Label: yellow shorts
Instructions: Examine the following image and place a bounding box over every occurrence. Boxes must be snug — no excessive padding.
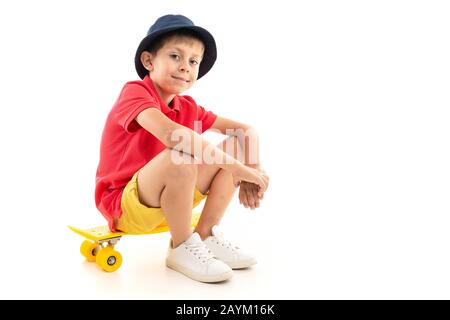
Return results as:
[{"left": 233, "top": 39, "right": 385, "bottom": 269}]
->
[{"left": 116, "top": 171, "right": 207, "bottom": 234}]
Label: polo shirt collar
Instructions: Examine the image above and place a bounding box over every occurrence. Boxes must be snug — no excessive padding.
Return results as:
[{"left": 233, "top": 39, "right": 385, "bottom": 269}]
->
[{"left": 144, "top": 76, "right": 181, "bottom": 114}]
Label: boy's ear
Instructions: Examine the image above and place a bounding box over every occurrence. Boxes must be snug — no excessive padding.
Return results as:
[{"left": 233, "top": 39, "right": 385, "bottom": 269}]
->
[{"left": 140, "top": 51, "right": 154, "bottom": 72}]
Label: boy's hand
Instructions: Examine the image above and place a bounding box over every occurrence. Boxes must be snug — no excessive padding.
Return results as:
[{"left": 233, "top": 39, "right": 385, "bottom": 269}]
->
[
  {"left": 238, "top": 168, "right": 269, "bottom": 210},
  {"left": 231, "top": 164, "right": 268, "bottom": 196},
  {"left": 239, "top": 182, "right": 261, "bottom": 209}
]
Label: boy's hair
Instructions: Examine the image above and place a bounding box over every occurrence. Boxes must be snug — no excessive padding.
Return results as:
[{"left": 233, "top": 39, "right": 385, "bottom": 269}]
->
[{"left": 145, "top": 29, "right": 205, "bottom": 54}]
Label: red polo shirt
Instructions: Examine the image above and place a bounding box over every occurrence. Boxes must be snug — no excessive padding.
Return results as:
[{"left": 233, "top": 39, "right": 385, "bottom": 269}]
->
[{"left": 95, "top": 75, "right": 217, "bottom": 231}]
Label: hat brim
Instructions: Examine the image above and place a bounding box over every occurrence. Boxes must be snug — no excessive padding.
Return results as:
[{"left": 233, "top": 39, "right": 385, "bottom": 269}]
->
[{"left": 134, "top": 25, "right": 217, "bottom": 80}]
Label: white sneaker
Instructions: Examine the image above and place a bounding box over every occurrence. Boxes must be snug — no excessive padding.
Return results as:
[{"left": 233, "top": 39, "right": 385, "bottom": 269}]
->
[
  {"left": 166, "top": 232, "right": 233, "bottom": 283},
  {"left": 204, "top": 226, "right": 257, "bottom": 269}
]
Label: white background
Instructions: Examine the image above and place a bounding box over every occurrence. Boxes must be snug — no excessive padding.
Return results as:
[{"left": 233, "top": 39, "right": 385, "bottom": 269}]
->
[{"left": 0, "top": 0, "right": 449, "bottom": 299}]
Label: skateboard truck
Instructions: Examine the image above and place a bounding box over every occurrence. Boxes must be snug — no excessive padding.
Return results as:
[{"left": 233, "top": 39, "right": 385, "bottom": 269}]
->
[{"left": 69, "top": 213, "right": 201, "bottom": 272}]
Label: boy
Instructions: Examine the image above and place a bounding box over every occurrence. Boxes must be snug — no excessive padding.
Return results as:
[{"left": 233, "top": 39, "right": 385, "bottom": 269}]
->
[{"left": 95, "top": 14, "right": 269, "bottom": 283}]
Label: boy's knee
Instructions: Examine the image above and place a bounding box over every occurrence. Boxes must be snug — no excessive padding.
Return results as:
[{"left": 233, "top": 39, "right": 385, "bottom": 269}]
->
[
  {"left": 165, "top": 150, "right": 198, "bottom": 180},
  {"left": 167, "top": 162, "right": 198, "bottom": 181}
]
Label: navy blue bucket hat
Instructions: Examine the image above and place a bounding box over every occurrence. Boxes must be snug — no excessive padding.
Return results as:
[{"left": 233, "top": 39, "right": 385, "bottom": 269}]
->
[{"left": 135, "top": 14, "right": 217, "bottom": 80}]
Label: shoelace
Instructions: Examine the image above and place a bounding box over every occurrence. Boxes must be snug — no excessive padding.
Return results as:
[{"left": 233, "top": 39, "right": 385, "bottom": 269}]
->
[
  {"left": 214, "top": 233, "right": 239, "bottom": 252},
  {"left": 185, "top": 242, "right": 214, "bottom": 263}
]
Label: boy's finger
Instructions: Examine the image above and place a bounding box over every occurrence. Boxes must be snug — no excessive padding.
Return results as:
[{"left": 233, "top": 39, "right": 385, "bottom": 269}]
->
[
  {"left": 246, "top": 188, "right": 255, "bottom": 209},
  {"left": 239, "top": 187, "right": 245, "bottom": 205},
  {"left": 257, "top": 186, "right": 264, "bottom": 198},
  {"left": 256, "top": 181, "right": 266, "bottom": 194},
  {"left": 262, "top": 175, "right": 269, "bottom": 189},
  {"left": 241, "top": 188, "right": 249, "bottom": 208},
  {"left": 250, "top": 186, "right": 257, "bottom": 200},
  {"left": 257, "top": 185, "right": 264, "bottom": 198},
  {"left": 253, "top": 190, "right": 260, "bottom": 208},
  {"left": 252, "top": 188, "right": 260, "bottom": 208}
]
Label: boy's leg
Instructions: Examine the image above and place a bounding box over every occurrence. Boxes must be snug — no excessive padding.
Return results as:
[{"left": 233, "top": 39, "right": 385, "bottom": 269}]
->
[
  {"left": 138, "top": 148, "right": 234, "bottom": 282},
  {"left": 196, "top": 136, "right": 258, "bottom": 269},
  {"left": 195, "top": 136, "right": 241, "bottom": 239},
  {"left": 137, "top": 149, "right": 198, "bottom": 247}
]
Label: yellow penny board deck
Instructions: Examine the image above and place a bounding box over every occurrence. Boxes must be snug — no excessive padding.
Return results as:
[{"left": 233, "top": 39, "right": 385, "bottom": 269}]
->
[{"left": 69, "top": 213, "right": 201, "bottom": 241}]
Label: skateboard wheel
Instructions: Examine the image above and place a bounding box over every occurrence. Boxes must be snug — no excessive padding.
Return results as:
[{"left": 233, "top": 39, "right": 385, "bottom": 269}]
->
[
  {"left": 80, "top": 240, "right": 97, "bottom": 262},
  {"left": 96, "top": 247, "right": 122, "bottom": 272}
]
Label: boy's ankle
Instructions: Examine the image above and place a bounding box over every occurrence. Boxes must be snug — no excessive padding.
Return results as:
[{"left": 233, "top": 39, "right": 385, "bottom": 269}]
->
[
  {"left": 194, "top": 228, "right": 212, "bottom": 241},
  {"left": 171, "top": 236, "right": 190, "bottom": 249}
]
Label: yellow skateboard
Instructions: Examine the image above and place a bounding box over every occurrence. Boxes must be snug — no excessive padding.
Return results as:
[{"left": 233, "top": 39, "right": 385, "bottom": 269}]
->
[{"left": 69, "top": 213, "right": 201, "bottom": 272}]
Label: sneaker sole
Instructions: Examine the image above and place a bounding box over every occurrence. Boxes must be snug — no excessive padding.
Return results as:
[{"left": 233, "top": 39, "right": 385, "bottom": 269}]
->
[
  {"left": 166, "top": 260, "right": 234, "bottom": 283},
  {"left": 226, "top": 258, "right": 257, "bottom": 270}
]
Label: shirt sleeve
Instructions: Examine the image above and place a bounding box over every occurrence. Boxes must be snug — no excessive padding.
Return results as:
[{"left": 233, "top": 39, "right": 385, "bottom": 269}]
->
[
  {"left": 197, "top": 104, "right": 218, "bottom": 133},
  {"left": 115, "top": 83, "right": 160, "bottom": 133}
]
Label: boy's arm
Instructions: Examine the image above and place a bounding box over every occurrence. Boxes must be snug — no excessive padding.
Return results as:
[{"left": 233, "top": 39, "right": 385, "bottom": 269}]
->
[
  {"left": 210, "top": 116, "right": 260, "bottom": 169},
  {"left": 136, "top": 108, "right": 239, "bottom": 170},
  {"left": 211, "top": 116, "right": 268, "bottom": 210},
  {"left": 136, "top": 108, "right": 268, "bottom": 192}
]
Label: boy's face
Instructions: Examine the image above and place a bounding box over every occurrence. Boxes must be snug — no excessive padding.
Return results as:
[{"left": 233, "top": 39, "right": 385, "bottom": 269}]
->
[{"left": 141, "top": 36, "right": 204, "bottom": 104}]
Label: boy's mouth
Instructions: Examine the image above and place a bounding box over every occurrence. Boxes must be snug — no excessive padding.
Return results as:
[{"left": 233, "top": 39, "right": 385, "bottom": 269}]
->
[{"left": 172, "top": 76, "right": 189, "bottom": 83}]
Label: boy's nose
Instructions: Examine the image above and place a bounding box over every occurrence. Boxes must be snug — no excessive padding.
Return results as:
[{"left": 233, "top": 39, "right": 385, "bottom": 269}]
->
[{"left": 179, "top": 61, "right": 190, "bottom": 73}]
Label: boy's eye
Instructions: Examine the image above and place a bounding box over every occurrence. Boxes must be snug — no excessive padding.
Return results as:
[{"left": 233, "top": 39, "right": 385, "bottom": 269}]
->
[
  {"left": 190, "top": 60, "right": 199, "bottom": 66},
  {"left": 170, "top": 54, "right": 180, "bottom": 60}
]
